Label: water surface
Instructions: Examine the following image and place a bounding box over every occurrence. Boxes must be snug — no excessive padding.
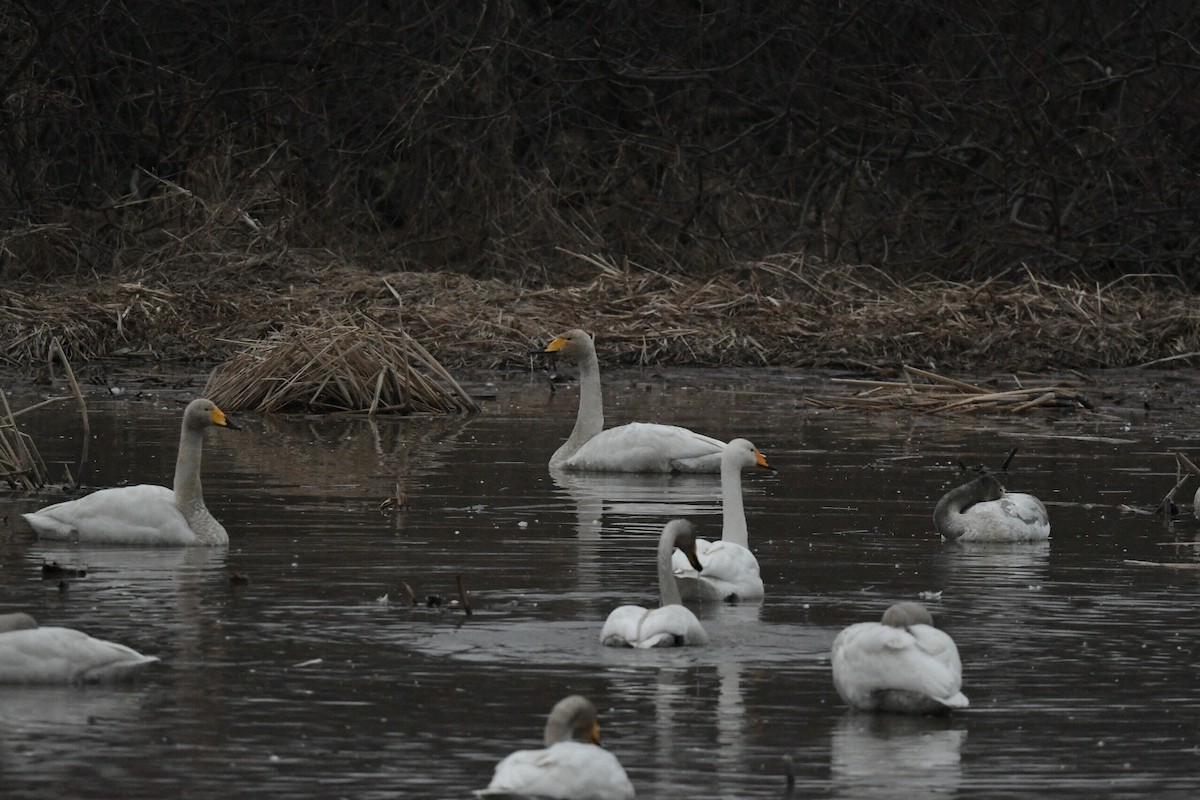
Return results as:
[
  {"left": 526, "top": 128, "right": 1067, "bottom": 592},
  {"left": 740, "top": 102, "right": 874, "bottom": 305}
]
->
[{"left": 3, "top": 368, "right": 1200, "bottom": 798}]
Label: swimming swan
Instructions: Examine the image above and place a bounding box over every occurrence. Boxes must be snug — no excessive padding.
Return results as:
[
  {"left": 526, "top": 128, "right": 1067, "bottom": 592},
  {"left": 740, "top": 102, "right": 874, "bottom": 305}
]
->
[
  {"left": 0, "top": 612, "right": 160, "bottom": 684},
  {"left": 543, "top": 329, "right": 725, "bottom": 472},
  {"left": 601, "top": 519, "right": 709, "bottom": 648},
  {"left": 22, "top": 398, "right": 239, "bottom": 545},
  {"left": 478, "top": 694, "right": 636, "bottom": 800},
  {"left": 831, "top": 601, "right": 969, "bottom": 714},
  {"left": 933, "top": 473, "right": 1049, "bottom": 542},
  {"left": 671, "top": 438, "right": 771, "bottom": 602}
]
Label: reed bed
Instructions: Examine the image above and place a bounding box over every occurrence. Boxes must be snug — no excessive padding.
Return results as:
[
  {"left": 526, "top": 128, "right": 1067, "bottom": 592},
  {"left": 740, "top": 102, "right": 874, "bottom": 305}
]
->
[
  {"left": 802, "top": 365, "right": 1094, "bottom": 414},
  {"left": 5, "top": 253, "right": 1200, "bottom": 375},
  {"left": 203, "top": 317, "right": 479, "bottom": 415}
]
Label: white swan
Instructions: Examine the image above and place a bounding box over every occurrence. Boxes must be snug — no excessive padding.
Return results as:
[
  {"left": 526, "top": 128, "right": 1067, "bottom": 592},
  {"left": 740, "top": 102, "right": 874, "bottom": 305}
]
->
[
  {"left": 933, "top": 473, "right": 1050, "bottom": 542},
  {"left": 543, "top": 329, "right": 725, "bottom": 472},
  {"left": 22, "top": 398, "right": 239, "bottom": 545},
  {"left": 831, "top": 601, "right": 969, "bottom": 714},
  {"left": 671, "top": 438, "right": 770, "bottom": 602},
  {"left": 0, "top": 613, "right": 159, "bottom": 684},
  {"left": 601, "top": 519, "right": 709, "bottom": 648},
  {"left": 478, "top": 694, "right": 636, "bottom": 800}
]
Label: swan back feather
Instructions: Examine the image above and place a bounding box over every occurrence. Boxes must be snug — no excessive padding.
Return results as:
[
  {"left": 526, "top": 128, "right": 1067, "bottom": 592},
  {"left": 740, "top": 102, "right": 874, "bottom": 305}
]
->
[
  {"left": 832, "top": 602, "right": 968, "bottom": 714},
  {"left": 0, "top": 621, "right": 159, "bottom": 684}
]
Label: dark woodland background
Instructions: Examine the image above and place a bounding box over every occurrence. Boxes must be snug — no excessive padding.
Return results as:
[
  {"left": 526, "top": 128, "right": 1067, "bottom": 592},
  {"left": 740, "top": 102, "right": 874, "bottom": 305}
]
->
[{"left": 2, "top": 0, "right": 1197, "bottom": 286}]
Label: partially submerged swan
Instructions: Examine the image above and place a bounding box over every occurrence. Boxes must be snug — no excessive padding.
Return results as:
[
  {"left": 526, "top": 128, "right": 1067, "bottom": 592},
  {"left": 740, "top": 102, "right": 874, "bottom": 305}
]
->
[
  {"left": 543, "top": 329, "right": 725, "bottom": 472},
  {"left": 601, "top": 519, "right": 709, "bottom": 648},
  {"left": 478, "top": 694, "right": 636, "bottom": 800},
  {"left": 671, "top": 438, "right": 771, "bottom": 602},
  {"left": 23, "top": 398, "right": 239, "bottom": 545},
  {"left": 831, "top": 601, "right": 969, "bottom": 714},
  {"left": 0, "top": 613, "right": 159, "bottom": 684},
  {"left": 933, "top": 473, "right": 1050, "bottom": 543}
]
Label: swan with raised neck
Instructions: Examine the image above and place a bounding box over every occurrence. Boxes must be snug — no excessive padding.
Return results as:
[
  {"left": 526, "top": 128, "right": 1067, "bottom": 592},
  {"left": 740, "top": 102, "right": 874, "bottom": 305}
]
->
[{"left": 543, "top": 329, "right": 726, "bottom": 472}]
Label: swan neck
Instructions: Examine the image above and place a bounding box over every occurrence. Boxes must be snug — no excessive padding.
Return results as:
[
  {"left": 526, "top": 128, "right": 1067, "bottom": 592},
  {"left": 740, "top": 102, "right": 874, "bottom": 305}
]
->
[
  {"left": 933, "top": 482, "right": 981, "bottom": 540},
  {"left": 658, "top": 533, "right": 683, "bottom": 607},
  {"left": 556, "top": 349, "right": 604, "bottom": 461},
  {"left": 720, "top": 459, "right": 749, "bottom": 548},
  {"left": 173, "top": 424, "right": 210, "bottom": 521}
]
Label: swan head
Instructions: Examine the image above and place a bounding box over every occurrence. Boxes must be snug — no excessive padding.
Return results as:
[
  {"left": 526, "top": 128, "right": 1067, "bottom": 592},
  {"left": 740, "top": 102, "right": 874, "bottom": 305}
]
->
[
  {"left": 0, "top": 612, "right": 38, "bottom": 633},
  {"left": 185, "top": 398, "right": 240, "bottom": 431},
  {"left": 543, "top": 695, "right": 602, "bottom": 747},
  {"left": 881, "top": 601, "right": 936, "bottom": 629},
  {"left": 723, "top": 438, "right": 771, "bottom": 472},
  {"left": 543, "top": 329, "right": 595, "bottom": 363},
  {"left": 665, "top": 519, "right": 704, "bottom": 572}
]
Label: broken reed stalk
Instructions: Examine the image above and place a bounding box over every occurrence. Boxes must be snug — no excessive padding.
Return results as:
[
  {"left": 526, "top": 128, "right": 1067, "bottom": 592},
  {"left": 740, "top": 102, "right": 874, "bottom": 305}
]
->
[
  {"left": 203, "top": 316, "right": 479, "bottom": 415},
  {"left": 803, "top": 365, "right": 1093, "bottom": 414},
  {"left": 49, "top": 337, "right": 89, "bottom": 488},
  {"left": 0, "top": 390, "right": 50, "bottom": 490}
]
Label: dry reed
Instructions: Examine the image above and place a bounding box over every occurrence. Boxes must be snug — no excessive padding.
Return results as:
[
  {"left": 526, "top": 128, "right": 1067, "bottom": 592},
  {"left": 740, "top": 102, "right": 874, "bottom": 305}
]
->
[
  {"left": 802, "top": 365, "right": 1093, "bottom": 414},
  {"left": 203, "top": 316, "right": 479, "bottom": 415}
]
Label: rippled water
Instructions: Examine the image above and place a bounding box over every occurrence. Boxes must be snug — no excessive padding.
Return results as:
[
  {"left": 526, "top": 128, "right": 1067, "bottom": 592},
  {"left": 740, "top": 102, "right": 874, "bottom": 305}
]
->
[{"left": 3, "top": 368, "right": 1200, "bottom": 798}]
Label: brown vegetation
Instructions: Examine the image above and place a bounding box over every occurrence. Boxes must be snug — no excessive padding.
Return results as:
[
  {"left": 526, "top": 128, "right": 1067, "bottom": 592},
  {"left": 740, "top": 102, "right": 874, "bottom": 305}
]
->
[{"left": 4, "top": 253, "right": 1200, "bottom": 375}]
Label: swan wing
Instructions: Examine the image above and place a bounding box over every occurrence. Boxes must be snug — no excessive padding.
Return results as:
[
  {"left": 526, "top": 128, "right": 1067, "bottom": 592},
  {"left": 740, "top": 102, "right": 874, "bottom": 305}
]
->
[
  {"left": 957, "top": 495, "right": 1050, "bottom": 542},
  {"left": 567, "top": 423, "right": 724, "bottom": 473},
  {"left": 672, "top": 539, "right": 763, "bottom": 602},
  {"left": 23, "top": 485, "right": 198, "bottom": 545},
  {"left": 832, "top": 623, "right": 966, "bottom": 709},
  {"left": 0, "top": 627, "right": 159, "bottom": 684},
  {"left": 480, "top": 741, "right": 635, "bottom": 799},
  {"left": 601, "top": 606, "right": 650, "bottom": 647}
]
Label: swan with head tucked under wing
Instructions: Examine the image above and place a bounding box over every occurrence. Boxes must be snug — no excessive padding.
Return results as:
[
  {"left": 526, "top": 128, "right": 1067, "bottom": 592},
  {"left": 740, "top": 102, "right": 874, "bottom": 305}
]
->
[
  {"left": 670, "top": 438, "right": 772, "bottom": 602},
  {"left": 542, "top": 329, "right": 726, "bottom": 473},
  {"left": 0, "top": 612, "right": 159, "bottom": 684},
  {"left": 933, "top": 473, "right": 1049, "bottom": 543},
  {"left": 831, "top": 601, "right": 969, "bottom": 714},
  {"left": 477, "top": 694, "right": 636, "bottom": 800},
  {"left": 601, "top": 519, "right": 709, "bottom": 648},
  {"left": 22, "top": 398, "right": 239, "bottom": 546}
]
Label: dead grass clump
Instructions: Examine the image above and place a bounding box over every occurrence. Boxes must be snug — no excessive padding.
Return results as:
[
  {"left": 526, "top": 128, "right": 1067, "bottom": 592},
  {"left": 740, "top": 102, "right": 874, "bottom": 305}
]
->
[
  {"left": 0, "top": 392, "right": 50, "bottom": 490},
  {"left": 802, "top": 365, "right": 1093, "bottom": 414},
  {"left": 203, "top": 318, "right": 479, "bottom": 415}
]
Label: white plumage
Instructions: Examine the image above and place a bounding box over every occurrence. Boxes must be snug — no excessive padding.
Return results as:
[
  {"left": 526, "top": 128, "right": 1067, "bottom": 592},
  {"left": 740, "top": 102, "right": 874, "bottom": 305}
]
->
[
  {"left": 831, "top": 602, "right": 969, "bottom": 714},
  {"left": 543, "top": 330, "right": 725, "bottom": 473},
  {"left": 23, "top": 398, "right": 238, "bottom": 545},
  {"left": 671, "top": 438, "right": 770, "bottom": 602},
  {"left": 601, "top": 519, "right": 709, "bottom": 648},
  {"left": 478, "top": 695, "right": 635, "bottom": 800},
  {"left": 933, "top": 474, "right": 1049, "bottom": 543},
  {"left": 0, "top": 613, "right": 159, "bottom": 684}
]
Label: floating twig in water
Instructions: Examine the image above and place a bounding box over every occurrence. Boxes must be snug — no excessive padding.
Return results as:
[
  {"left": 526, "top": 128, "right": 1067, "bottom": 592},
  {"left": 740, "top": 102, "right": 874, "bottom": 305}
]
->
[
  {"left": 42, "top": 561, "right": 86, "bottom": 579},
  {"left": 456, "top": 575, "right": 473, "bottom": 617}
]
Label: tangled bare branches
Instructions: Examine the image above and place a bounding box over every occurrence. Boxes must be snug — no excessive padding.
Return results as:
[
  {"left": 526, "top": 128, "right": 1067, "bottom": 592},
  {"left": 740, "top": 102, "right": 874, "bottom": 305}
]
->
[{"left": 0, "top": 1, "right": 1196, "bottom": 287}]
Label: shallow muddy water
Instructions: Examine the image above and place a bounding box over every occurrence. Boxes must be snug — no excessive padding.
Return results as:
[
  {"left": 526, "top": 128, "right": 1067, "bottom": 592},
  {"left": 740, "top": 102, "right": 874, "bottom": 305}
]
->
[{"left": 3, "top": 367, "right": 1200, "bottom": 799}]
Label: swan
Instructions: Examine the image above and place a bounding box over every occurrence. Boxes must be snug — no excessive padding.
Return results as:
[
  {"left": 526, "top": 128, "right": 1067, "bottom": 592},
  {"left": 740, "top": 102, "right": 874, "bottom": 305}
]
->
[
  {"left": 0, "top": 612, "right": 160, "bottom": 684},
  {"left": 22, "top": 398, "right": 239, "bottom": 545},
  {"left": 542, "top": 329, "right": 725, "bottom": 472},
  {"left": 601, "top": 519, "right": 709, "bottom": 648},
  {"left": 831, "top": 601, "right": 969, "bottom": 714},
  {"left": 933, "top": 473, "right": 1050, "bottom": 542},
  {"left": 478, "top": 694, "right": 636, "bottom": 800},
  {"left": 671, "top": 438, "right": 771, "bottom": 602}
]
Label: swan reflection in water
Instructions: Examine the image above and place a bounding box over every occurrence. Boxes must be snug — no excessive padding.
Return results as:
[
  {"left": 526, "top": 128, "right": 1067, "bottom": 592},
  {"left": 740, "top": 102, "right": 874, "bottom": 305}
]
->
[
  {"left": 550, "top": 468, "right": 722, "bottom": 593},
  {"left": 830, "top": 714, "right": 967, "bottom": 799}
]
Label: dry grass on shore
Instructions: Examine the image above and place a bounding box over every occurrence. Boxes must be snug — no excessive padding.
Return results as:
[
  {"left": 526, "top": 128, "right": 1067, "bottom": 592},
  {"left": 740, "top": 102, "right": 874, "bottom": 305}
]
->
[{"left": 3, "top": 253, "right": 1200, "bottom": 378}]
